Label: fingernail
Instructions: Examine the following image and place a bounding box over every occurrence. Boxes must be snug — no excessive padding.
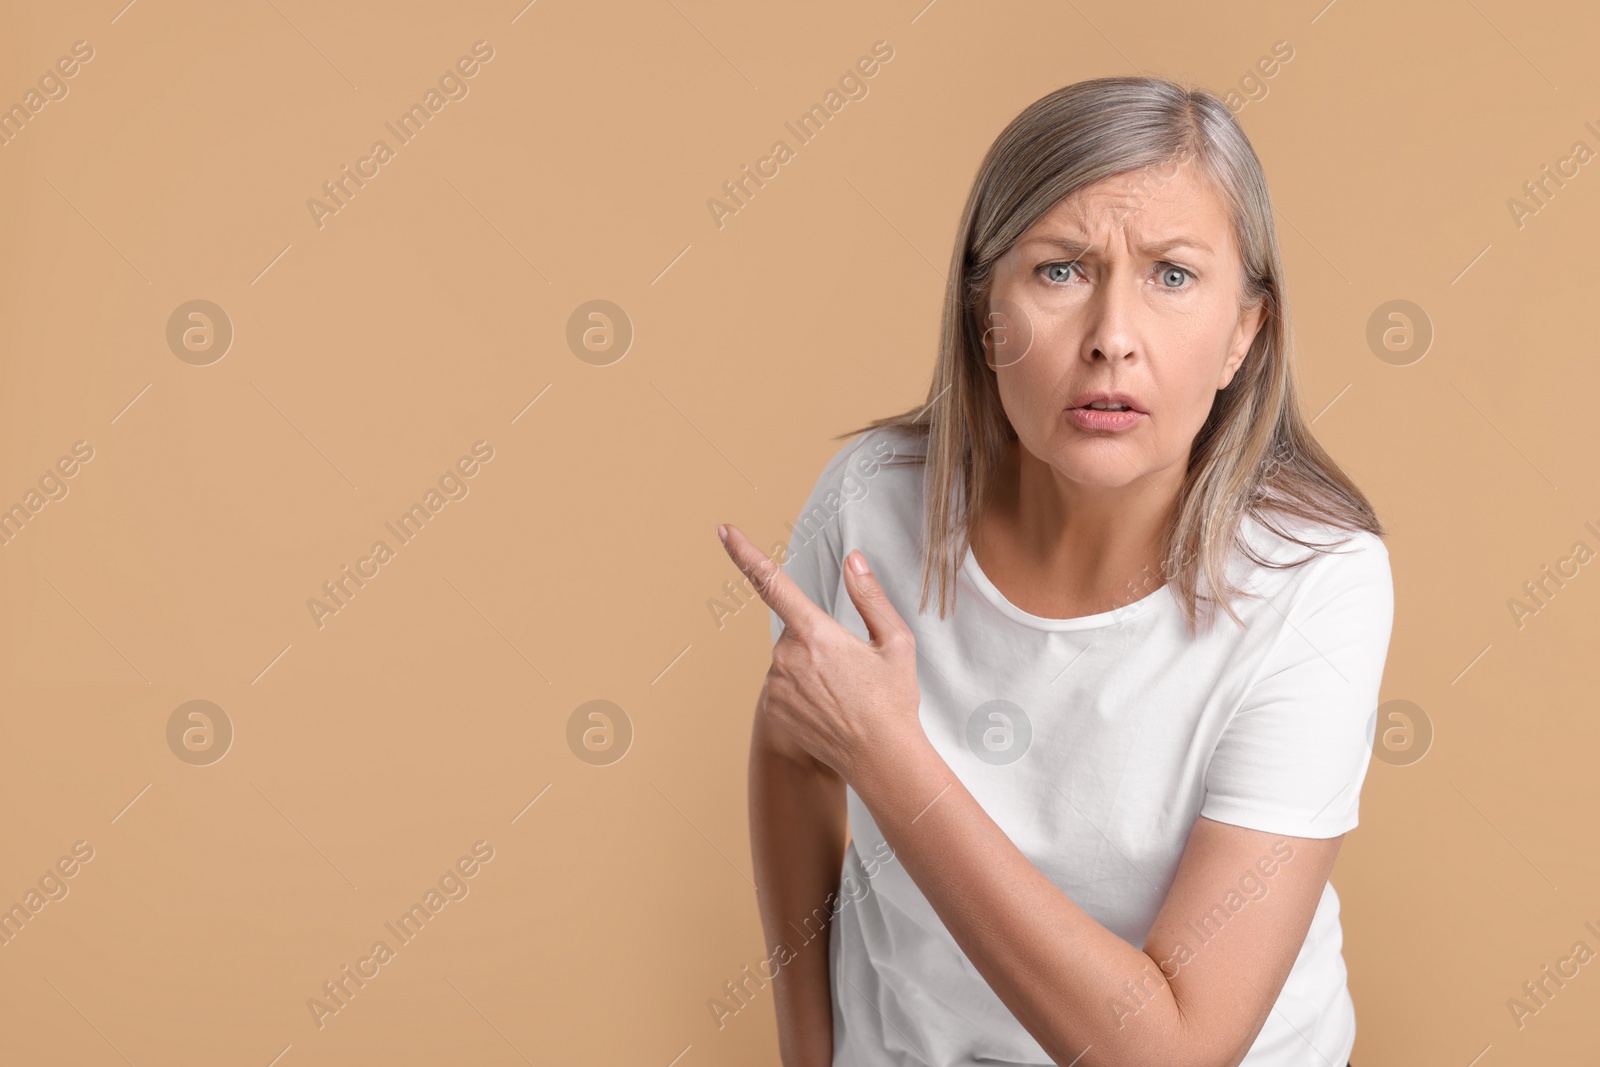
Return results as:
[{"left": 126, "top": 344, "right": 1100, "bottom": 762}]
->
[
  {"left": 848, "top": 551, "right": 869, "bottom": 576},
  {"left": 716, "top": 524, "right": 728, "bottom": 543}
]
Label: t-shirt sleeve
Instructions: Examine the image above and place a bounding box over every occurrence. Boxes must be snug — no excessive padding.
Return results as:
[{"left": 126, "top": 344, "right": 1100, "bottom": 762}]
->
[
  {"left": 1199, "top": 531, "right": 1396, "bottom": 839},
  {"left": 768, "top": 434, "right": 889, "bottom": 646}
]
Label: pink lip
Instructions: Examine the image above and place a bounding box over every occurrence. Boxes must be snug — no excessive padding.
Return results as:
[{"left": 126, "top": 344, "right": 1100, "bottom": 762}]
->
[
  {"left": 1067, "top": 390, "right": 1147, "bottom": 413},
  {"left": 1065, "top": 390, "right": 1148, "bottom": 433},
  {"left": 1067, "top": 407, "right": 1146, "bottom": 432}
]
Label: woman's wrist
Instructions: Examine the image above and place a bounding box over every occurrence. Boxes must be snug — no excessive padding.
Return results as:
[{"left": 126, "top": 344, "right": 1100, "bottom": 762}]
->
[{"left": 845, "top": 723, "right": 944, "bottom": 810}]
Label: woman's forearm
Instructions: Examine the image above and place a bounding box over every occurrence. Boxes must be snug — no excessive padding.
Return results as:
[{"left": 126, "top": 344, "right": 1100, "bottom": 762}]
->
[
  {"left": 846, "top": 733, "right": 1194, "bottom": 1066},
  {"left": 749, "top": 704, "right": 849, "bottom": 1067}
]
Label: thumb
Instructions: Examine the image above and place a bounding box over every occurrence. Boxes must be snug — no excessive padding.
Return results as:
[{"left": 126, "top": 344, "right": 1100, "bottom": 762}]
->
[{"left": 843, "top": 550, "right": 910, "bottom": 650}]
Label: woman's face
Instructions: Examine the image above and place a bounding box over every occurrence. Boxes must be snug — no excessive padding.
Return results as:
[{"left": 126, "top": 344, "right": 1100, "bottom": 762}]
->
[{"left": 981, "top": 160, "right": 1265, "bottom": 493}]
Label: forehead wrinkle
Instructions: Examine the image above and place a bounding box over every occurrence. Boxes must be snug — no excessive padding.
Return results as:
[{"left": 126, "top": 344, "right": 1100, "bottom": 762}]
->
[
  {"left": 1022, "top": 227, "right": 1214, "bottom": 260},
  {"left": 1030, "top": 192, "right": 1214, "bottom": 255},
  {"left": 1033, "top": 197, "right": 1154, "bottom": 257},
  {"left": 1025, "top": 167, "right": 1224, "bottom": 261}
]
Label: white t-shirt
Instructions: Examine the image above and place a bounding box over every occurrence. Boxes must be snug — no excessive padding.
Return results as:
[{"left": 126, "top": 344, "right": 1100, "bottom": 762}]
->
[{"left": 768, "top": 425, "right": 1394, "bottom": 1067}]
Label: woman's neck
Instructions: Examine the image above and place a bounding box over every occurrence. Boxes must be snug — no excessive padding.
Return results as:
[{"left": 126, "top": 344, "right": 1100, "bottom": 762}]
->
[{"left": 971, "top": 438, "right": 1182, "bottom": 616}]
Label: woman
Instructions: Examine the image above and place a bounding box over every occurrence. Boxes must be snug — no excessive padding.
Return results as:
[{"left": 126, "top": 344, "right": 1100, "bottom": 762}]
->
[{"left": 719, "top": 75, "right": 1390, "bottom": 1067}]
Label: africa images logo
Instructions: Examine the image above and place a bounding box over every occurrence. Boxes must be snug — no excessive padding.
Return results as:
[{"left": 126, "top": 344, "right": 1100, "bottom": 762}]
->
[{"left": 306, "top": 41, "right": 496, "bottom": 230}]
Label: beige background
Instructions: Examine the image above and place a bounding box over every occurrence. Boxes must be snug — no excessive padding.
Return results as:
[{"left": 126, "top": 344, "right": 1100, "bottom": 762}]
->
[{"left": 0, "top": 0, "right": 1596, "bottom": 1063}]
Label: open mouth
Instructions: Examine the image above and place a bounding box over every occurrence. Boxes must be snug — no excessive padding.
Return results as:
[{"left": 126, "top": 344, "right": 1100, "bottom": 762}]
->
[{"left": 1067, "top": 390, "right": 1147, "bottom": 415}]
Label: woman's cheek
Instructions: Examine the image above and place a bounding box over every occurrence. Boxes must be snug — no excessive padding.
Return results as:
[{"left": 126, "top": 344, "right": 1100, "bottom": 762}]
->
[{"left": 999, "top": 358, "right": 1062, "bottom": 438}]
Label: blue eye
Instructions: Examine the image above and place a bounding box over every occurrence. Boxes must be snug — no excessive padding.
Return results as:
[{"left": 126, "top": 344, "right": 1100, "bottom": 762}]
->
[
  {"left": 1035, "top": 261, "right": 1195, "bottom": 288},
  {"left": 1159, "top": 264, "right": 1193, "bottom": 288}
]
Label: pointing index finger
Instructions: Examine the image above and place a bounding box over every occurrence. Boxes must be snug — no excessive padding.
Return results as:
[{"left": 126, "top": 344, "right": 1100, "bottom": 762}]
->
[{"left": 718, "top": 523, "right": 828, "bottom": 637}]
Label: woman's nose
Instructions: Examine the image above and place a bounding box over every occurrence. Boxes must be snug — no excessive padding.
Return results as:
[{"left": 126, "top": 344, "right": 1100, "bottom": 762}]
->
[{"left": 1084, "top": 269, "right": 1139, "bottom": 362}]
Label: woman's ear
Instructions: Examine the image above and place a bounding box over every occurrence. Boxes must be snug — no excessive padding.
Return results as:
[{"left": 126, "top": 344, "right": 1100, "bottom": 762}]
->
[
  {"left": 1220, "top": 299, "right": 1266, "bottom": 388},
  {"left": 1218, "top": 351, "right": 1247, "bottom": 389}
]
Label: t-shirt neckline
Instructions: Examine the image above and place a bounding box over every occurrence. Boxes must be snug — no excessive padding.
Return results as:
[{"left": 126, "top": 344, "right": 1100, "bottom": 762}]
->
[{"left": 960, "top": 543, "right": 1174, "bottom": 631}]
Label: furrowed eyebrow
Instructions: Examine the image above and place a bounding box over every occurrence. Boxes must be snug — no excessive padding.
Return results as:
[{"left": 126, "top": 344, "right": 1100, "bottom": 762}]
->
[{"left": 1024, "top": 233, "right": 1214, "bottom": 257}]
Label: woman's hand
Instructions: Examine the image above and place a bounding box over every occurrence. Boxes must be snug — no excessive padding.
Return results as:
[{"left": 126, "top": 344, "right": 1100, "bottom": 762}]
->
[{"left": 718, "top": 522, "right": 924, "bottom": 786}]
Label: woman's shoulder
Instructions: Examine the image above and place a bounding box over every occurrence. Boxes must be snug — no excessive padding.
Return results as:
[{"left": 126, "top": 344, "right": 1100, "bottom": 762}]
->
[
  {"left": 1239, "top": 509, "right": 1388, "bottom": 560},
  {"left": 787, "top": 424, "right": 927, "bottom": 543},
  {"left": 807, "top": 424, "right": 928, "bottom": 498},
  {"left": 1233, "top": 508, "right": 1392, "bottom": 604}
]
